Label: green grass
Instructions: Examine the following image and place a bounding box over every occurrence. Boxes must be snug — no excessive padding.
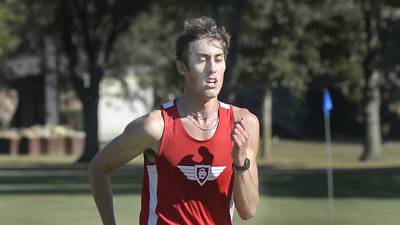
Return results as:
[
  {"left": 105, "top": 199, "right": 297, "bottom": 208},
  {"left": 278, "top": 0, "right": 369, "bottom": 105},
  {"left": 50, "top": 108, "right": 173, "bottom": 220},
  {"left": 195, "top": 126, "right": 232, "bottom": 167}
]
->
[
  {"left": 1, "top": 195, "right": 399, "bottom": 225},
  {"left": 1, "top": 139, "right": 400, "bottom": 225},
  {"left": 266, "top": 139, "right": 400, "bottom": 169}
]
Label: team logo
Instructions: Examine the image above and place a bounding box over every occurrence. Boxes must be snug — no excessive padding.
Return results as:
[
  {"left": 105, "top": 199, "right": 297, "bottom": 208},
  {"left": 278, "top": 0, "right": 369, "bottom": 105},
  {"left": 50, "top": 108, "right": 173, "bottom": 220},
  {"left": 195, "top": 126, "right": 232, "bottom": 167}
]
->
[
  {"left": 195, "top": 165, "right": 210, "bottom": 186},
  {"left": 177, "top": 165, "right": 226, "bottom": 186}
]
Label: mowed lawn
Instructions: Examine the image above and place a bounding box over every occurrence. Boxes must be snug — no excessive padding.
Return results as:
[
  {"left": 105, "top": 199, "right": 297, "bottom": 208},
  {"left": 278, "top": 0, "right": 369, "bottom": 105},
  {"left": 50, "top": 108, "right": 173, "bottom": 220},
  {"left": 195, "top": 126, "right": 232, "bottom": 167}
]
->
[{"left": 1, "top": 139, "right": 400, "bottom": 225}]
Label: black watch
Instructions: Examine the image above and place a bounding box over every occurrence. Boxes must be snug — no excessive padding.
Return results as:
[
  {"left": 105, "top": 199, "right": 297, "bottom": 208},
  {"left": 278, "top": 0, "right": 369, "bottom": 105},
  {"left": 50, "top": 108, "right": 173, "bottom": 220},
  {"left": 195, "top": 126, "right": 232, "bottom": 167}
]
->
[{"left": 233, "top": 158, "right": 250, "bottom": 171}]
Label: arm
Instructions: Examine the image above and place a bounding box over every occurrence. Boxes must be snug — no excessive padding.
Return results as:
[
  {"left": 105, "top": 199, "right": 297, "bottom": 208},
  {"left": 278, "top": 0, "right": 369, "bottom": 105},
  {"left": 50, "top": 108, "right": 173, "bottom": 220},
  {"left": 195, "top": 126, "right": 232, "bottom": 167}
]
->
[
  {"left": 231, "top": 108, "right": 260, "bottom": 220},
  {"left": 88, "top": 110, "right": 163, "bottom": 225}
]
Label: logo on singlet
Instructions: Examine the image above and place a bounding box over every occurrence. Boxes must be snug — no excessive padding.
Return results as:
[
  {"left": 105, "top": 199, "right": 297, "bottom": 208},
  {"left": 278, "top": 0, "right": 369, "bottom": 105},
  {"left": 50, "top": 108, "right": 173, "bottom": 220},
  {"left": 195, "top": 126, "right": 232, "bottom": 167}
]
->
[{"left": 177, "top": 165, "right": 226, "bottom": 186}]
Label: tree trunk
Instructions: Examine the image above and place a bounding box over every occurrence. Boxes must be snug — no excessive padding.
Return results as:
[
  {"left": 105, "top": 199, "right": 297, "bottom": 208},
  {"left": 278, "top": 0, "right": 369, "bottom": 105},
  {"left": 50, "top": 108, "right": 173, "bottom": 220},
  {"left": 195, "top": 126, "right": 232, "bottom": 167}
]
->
[
  {"left": 359, "top": 0, "right": 383, "bottom": 161},
  {"left": 77, "top": 93, "right": 99, "bottom": 163},
  {"left": 261, "top": 86, "right": 272, "bottom": 160},
  {"left": 360, "top": 70, "right": 382, "bottom": 161}
]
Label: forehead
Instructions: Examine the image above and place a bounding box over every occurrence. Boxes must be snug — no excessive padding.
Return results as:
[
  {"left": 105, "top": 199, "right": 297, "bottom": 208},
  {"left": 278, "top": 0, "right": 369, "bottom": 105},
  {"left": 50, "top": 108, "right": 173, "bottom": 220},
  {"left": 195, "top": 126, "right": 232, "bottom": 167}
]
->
[{"left": 188, "top": 38, "right": 224, "bottom": 55}]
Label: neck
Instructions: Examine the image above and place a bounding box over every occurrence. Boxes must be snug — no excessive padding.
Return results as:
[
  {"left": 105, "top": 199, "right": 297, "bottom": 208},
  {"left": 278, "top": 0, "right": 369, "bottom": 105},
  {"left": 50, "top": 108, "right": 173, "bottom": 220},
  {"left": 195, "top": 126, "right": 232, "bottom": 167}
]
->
[{"left": 179, "top": 93, "right": 219, "bottom": 118}]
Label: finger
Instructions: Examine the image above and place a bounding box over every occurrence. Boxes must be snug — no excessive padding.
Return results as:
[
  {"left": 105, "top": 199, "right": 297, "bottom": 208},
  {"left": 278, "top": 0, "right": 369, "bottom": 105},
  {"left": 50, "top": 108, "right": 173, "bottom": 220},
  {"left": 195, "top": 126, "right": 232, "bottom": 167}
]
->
[
  {"left": 233, "top": 128, "right": 247, "bottom": 145},
  {"left": 234, "top": 123, "right": 249, "bottom": 140}
]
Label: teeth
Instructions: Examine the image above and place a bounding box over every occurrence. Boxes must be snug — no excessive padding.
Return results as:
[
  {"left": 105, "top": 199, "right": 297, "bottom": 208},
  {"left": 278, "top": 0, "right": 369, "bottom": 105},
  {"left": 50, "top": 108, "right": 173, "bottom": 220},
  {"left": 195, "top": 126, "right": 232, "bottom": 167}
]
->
[{"left": 206, "top": 79, "right": 216, "bottom": 83}]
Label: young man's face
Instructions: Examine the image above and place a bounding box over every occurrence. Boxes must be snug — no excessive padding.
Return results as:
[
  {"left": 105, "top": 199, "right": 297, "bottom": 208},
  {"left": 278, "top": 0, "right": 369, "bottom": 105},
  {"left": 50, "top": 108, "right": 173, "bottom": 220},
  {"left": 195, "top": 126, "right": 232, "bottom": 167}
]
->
[{"left": 179, "top": 38, "right": 226, "bottom": 100}]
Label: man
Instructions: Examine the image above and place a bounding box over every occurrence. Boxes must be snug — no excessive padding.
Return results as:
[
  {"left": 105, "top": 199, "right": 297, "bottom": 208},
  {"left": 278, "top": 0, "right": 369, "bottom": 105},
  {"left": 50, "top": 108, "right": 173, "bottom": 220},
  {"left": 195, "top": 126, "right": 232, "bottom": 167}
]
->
[{"left": 89, "top": 16, "right": 260, "bottom": 225}]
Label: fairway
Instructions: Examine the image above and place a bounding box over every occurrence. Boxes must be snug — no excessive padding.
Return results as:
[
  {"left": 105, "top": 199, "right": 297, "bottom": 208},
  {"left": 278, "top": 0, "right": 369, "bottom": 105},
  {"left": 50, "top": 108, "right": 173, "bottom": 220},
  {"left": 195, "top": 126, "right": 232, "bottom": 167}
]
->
[
  {"left": 1, "top": 193, "right": 399, "bottom": 224},
  {"left": 1, "top": 140, "right": 400, "bottom": 225}
]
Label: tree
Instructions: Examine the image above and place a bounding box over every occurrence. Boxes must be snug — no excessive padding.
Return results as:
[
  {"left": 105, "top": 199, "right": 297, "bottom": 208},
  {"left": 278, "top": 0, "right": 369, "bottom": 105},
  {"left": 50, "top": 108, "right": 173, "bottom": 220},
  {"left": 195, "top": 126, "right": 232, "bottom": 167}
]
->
[
  {"left": 238, "top": 0, "right": 314, "bottom": 159},
  {"left": 236, "top": 0, "right": 369, "bottom": 160},
  {"left": 358, "top": 0, "right": 400, "bottom": 161},
  {"left": 359, "top": 0, "right": 384, "bottom": 160},
  {"left": 56, "top": 0, "right": 151, "bottom": 163}
]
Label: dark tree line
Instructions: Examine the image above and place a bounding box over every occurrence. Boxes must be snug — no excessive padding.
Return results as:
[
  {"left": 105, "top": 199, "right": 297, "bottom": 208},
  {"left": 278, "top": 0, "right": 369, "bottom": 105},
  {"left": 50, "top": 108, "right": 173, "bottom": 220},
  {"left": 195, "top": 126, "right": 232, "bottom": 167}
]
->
[{"left": 1, "top": 0, "right": 400, "bottom": 162}]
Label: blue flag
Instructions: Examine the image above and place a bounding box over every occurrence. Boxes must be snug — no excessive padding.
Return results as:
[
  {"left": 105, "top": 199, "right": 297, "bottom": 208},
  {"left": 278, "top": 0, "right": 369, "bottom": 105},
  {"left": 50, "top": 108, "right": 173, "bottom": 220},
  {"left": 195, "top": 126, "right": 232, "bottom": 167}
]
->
[{"left": 323, "top": 88, "right": 333, "bottom": 117}]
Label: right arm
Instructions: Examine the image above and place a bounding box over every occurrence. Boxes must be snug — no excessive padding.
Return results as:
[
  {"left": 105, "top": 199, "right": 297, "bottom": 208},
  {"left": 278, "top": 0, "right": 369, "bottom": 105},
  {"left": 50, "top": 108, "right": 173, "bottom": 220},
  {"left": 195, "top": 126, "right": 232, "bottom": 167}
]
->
[{"left": 88, "top": 109, "right": 163, "bottom": 225}]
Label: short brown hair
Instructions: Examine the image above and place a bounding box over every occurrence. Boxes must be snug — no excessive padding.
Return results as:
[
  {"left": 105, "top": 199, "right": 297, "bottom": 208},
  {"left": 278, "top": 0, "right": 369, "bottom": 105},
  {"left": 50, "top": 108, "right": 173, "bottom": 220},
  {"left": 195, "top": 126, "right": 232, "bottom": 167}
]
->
[{"left": 175, "top": 17, "right": 230, "bottom": 65}]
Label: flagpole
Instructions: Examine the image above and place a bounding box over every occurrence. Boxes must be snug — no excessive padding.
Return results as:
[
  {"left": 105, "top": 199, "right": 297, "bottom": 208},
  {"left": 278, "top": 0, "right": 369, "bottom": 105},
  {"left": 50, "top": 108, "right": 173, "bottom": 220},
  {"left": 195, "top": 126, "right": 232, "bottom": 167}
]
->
[
  {"left": 324, "top": 113, "right": 335, "bottom": 221},
  {"left": 322, "top": 88, "right": 335, "bottom": 221}
]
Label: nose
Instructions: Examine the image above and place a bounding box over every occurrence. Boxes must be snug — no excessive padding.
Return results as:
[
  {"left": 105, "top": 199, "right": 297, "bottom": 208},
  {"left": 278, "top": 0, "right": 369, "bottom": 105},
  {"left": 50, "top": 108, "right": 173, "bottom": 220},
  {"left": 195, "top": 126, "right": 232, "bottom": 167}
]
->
[{"left": 208, "top": 59, "right": 217, "bottom": 75}]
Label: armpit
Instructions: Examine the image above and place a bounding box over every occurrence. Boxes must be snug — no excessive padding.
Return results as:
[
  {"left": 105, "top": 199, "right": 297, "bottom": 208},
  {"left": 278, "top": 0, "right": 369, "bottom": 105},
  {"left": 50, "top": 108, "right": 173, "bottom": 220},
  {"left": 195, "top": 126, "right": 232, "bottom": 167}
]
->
[{"left": 144, "top": 148, "right": 157, "bottom": 164}]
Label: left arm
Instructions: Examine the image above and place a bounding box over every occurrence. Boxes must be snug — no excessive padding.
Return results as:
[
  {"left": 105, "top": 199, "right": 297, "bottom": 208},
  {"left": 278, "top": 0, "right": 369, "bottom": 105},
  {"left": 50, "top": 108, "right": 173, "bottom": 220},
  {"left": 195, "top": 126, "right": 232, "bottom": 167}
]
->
[{"left": 231, "top": 108, "right": 260, "bottom": 220}]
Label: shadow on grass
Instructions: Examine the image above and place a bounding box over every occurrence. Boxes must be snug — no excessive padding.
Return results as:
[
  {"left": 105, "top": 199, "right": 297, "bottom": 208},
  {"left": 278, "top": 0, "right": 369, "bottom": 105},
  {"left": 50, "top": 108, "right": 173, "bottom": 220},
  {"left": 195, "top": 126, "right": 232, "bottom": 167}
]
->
[
  {"left": 1, "top": 164, "right": 400, "bottom": 198},
  {"left": 259, "top": 165, "right": 400, "bottom": 198}
]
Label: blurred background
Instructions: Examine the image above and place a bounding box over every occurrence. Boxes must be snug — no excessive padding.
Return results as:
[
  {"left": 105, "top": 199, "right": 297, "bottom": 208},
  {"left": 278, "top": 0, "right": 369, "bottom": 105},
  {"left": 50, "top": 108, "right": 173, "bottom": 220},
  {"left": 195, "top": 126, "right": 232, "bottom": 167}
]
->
[{"left": 0, "top": 0, "right": 400, "bottom": 225}]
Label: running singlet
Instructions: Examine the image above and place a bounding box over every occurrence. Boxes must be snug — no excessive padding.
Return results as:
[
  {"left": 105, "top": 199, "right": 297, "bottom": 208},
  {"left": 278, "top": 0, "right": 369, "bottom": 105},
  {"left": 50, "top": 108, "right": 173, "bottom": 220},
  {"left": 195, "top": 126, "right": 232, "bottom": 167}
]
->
[{"left": 139, "top": 99, "right": 236, "bottom": 225}]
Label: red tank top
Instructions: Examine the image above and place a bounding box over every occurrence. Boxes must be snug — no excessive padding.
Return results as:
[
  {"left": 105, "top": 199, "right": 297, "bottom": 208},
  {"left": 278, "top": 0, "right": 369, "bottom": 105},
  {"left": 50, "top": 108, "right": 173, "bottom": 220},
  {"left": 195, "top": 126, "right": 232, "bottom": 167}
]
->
[{"left": 139, "top": 99, "right": 236, "bottom": 225}]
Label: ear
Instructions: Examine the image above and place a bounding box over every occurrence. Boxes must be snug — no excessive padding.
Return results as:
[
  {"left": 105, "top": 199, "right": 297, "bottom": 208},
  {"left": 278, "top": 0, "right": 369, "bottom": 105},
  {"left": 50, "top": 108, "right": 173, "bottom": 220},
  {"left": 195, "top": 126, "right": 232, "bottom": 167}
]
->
[{"left": 176, "top": 60, "right": 188, "bottom": 76}]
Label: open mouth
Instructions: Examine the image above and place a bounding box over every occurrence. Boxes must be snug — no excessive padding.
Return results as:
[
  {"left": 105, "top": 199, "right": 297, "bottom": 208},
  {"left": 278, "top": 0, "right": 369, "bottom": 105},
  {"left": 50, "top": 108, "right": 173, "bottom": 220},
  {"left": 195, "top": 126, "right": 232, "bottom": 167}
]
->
[{"left": 205, "top": 78, "right": 217, "bottom": 85}]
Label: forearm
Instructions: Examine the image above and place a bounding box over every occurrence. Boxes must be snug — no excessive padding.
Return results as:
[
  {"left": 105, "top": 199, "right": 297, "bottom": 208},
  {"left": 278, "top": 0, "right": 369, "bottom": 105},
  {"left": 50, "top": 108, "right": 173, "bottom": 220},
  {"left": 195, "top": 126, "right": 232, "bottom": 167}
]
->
[
  {"left": 233, "top": 169, "right": 259, "bottom": 220},
  {"left": 89, "top": 170, "right": 116, "bottom": 225}
]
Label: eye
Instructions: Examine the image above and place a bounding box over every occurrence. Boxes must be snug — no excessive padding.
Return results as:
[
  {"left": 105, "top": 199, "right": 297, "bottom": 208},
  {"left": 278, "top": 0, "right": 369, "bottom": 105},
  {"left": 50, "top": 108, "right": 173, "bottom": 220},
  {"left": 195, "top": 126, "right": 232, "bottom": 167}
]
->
[{"left": 215, "top": 55, "right": 224, "bottom": 62}]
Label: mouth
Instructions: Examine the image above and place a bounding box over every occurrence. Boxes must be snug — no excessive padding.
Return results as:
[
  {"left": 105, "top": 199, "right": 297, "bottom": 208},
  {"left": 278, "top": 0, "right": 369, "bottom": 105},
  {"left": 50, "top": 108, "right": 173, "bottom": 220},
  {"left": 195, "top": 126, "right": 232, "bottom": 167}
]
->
[
  {"left": 205, "top": 78, "right": 217, "bottom": 85},
  {"left": 204, "top": 78, "right": 217, "bottom": 88}
]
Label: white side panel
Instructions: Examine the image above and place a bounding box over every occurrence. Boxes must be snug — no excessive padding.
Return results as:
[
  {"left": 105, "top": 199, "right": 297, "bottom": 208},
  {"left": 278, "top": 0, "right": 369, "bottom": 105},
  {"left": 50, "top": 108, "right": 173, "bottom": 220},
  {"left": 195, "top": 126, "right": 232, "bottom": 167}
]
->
[{"left": 147, "top": 165, "right": 158, "bottom": 225}]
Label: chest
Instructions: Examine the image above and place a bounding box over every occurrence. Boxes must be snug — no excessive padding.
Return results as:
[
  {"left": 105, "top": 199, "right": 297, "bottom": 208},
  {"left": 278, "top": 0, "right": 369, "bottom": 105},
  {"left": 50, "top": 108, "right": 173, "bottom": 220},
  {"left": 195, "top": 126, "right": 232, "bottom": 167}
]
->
[{"left": 161, "top": 137, "right": 233, "bottom": 166}]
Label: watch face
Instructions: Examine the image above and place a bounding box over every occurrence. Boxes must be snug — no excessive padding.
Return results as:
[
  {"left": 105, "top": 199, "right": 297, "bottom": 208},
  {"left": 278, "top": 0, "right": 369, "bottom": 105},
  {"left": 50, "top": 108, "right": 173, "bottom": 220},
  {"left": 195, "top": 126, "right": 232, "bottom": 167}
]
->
[{"left": 234, "top": 158, "right": 250, "bottom": 171}]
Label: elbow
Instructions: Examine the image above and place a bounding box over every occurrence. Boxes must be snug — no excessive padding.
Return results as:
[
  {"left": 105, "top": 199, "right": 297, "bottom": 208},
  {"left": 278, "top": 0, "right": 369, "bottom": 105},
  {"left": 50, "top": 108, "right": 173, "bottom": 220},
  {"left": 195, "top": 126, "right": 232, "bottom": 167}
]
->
[
  {"left": 239, "top": 208, "right": 257, "bottom": 220},
  {"left": 238, "top": 200, "right": 259, "bottom": 220}
]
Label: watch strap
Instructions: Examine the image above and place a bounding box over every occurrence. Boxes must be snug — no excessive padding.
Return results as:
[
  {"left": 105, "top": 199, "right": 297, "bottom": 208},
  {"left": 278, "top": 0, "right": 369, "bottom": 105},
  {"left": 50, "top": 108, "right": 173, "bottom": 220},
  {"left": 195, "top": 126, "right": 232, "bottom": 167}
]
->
[{"left": 233, "top": 158, "right": 250, "bottom": 171}]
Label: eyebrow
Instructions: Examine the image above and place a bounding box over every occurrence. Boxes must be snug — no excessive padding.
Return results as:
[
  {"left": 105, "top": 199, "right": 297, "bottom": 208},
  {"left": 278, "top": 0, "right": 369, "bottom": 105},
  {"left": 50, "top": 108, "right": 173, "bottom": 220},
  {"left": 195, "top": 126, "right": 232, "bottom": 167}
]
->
[{"left": 195, "top": 52, "right": 225, "bottom": 57}]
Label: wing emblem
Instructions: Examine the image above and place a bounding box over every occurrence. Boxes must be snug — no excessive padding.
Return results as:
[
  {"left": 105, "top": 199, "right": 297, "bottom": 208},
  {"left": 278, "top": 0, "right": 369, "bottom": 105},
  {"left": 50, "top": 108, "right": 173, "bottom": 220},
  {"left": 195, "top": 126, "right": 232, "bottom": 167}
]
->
[{"left": 177, "top": 165, "right": 226, "bottom": 186}]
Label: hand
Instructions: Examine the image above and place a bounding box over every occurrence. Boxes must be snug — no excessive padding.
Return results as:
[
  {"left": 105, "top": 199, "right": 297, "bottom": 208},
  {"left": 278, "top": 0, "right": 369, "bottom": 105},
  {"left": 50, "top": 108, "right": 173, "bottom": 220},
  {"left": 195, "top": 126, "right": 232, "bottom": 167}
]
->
[{"left": 231, "top": 118, "right": 249, "bottom": 166}]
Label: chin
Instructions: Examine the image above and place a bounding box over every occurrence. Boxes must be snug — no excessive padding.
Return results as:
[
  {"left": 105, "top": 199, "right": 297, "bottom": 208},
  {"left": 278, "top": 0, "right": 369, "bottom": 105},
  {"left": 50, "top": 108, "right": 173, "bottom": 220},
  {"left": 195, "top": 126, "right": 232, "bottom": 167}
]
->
[{"left": 203, "top": 90, "right": 220, "bottom": 99}]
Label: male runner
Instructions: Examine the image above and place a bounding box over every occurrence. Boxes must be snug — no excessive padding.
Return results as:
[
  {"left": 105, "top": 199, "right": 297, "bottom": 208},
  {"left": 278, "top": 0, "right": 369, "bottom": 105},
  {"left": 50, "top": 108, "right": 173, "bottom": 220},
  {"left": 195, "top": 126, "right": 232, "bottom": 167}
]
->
[{"left": 89, "top": 16, "right": 260, "bottom": 225}]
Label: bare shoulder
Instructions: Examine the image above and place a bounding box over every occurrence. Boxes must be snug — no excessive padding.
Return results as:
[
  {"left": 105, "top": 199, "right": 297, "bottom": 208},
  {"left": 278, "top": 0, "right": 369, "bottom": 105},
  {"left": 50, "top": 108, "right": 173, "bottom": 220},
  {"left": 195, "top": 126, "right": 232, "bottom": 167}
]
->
[
  {"left": 124, "top": 108, "right": 164, "bottom": 143},
  {"left": 89, "top": 109, "right": 164, "bottom": 172},
  {"left": 232, "top": 106, "right": 260, "bottom": 130}
]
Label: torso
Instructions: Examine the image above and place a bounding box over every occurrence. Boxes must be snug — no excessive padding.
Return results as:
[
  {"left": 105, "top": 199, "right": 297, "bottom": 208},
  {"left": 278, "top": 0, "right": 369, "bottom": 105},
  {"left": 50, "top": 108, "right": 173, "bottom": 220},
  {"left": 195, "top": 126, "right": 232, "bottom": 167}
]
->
[{"left": 139, "top": 99, "right": 236, "bottom": 225}]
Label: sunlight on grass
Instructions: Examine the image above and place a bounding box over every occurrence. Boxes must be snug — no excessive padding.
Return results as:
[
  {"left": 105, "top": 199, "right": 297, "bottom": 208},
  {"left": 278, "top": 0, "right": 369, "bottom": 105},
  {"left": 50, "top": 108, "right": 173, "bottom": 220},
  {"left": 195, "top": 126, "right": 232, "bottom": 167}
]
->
[{"left": 265, "top": 139, "right": 400, "bottom": 169}]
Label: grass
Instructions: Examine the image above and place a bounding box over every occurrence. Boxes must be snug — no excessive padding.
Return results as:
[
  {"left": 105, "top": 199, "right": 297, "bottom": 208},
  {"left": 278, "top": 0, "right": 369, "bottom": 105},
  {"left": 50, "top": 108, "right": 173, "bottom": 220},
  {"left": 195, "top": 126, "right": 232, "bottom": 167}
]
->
[
  {"left": 265, "top": 139, "right": 400, "bottom": 169},
  {"left": 1, "top": 139, "right": 400, "bottom": 225}
]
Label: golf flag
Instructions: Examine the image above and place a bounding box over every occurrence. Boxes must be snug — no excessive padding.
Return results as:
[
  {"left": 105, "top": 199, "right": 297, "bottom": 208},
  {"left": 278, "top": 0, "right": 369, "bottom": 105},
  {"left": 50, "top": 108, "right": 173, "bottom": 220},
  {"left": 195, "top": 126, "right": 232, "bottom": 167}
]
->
[
  {"left": 323, "top": 88, "right": 333, "bottom": 117},
  {"left": 322, "top": 87, "right": 335, "bottom": 220}
]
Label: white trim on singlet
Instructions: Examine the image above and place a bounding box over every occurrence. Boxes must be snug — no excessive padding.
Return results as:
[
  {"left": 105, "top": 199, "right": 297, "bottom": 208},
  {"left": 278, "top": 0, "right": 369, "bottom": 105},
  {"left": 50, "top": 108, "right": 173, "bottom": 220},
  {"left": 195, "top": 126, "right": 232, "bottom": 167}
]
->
[
  {"left": 229, "top": 194, "right": 235, "bottom": 222},
  {"left": 162, "top": 100, "right": 174, "bottom": 109},
  {"left": 147, "top": 165, "right": 158, "bottom": 225},
  {"left": 219, "top": 101, "right": 230, "bottom": 109}
]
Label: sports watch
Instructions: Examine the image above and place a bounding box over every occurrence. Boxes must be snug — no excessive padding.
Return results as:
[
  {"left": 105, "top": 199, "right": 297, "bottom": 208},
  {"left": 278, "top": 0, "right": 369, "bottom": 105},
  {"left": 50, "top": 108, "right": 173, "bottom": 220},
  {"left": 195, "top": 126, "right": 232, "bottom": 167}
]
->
[{"left": 233, "top": 158, "right": 250, "bottom": 171}]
